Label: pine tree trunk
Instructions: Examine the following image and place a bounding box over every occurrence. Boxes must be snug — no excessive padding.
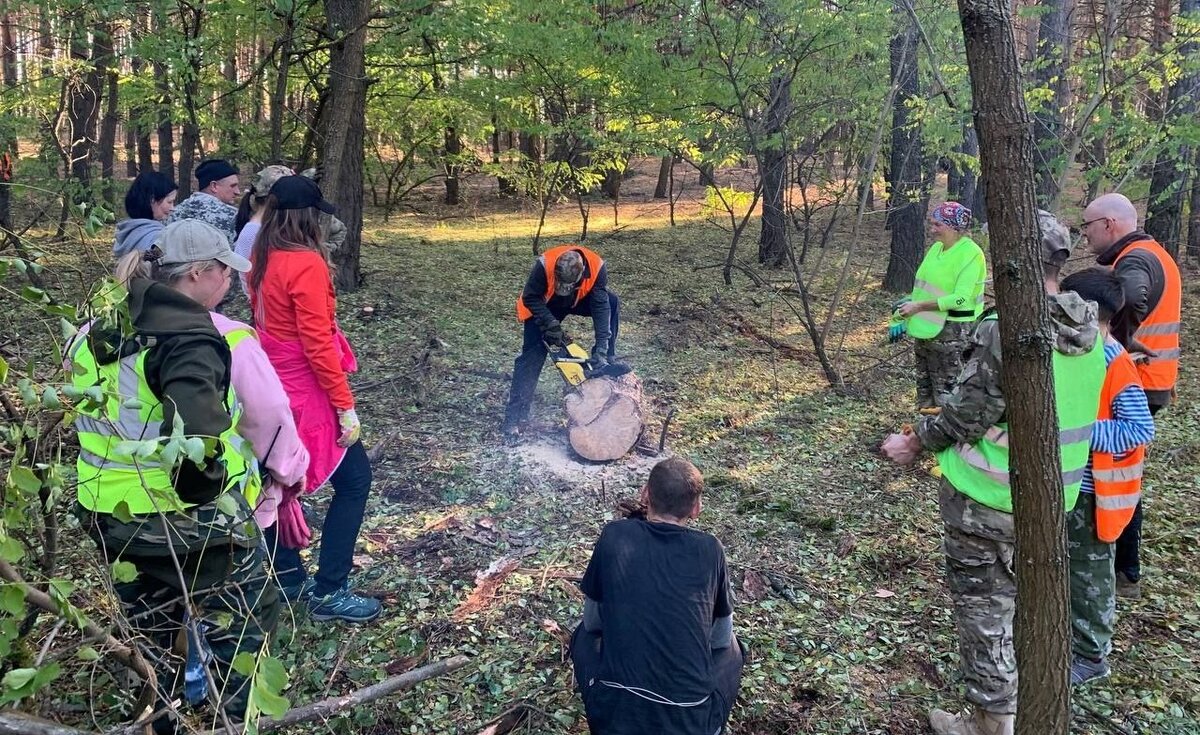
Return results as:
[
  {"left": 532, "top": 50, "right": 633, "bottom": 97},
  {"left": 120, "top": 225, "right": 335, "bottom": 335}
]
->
[
  {"left": 269, "top": 14, "right": 295, "bottom": 162},
  {"left": 960, "top": 123, "right": 980, "bottom": 216},
  {"left": 176, "top": 4, "right": 203, "bottom": 198},
  {"left": 444, "top": 125, "right": 461, "bottom": 205},
  {"left": 1144, "top": 0, "right": 1198, "bottom": 260},
  {"left": 221, "top": 54, "right": 239, "bottom": 154},
  {"left": 883, "top": 1, "right": 926, "bottom": 293},
  {"left": 67, "top": 17, "right": 103, "bottom": 200},
  {"left": 153, "top": 10, "right": 174, "bottom": 184},
  {"left": 1189, "top": 147, "right": 1200, "bottom": 261},
  {"left": 492, "top": 114, "right": 516, "bottom": 197},
  {"left": 0, "top": 0, "right": 15, "bottom": 231},
  {"left": 323, "top": 0, "right": 370, "bottom": 292},
  {"left": 958, "top": 0, "right": 1072, "bottom": 730},
  {"left": 97, "top": 22, "right": 119, "bottom": 207},
  {"left": 1030, "top": 0, "right": 1072, "bottom": 207},
  {"left": 757, "top": 70, "right": 791, "bottom": 267}
]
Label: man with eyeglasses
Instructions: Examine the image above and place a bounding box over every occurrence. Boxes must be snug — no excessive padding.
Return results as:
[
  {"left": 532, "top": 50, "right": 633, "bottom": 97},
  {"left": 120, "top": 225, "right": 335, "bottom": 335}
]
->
[
  {"left": 503, "top": 244, "right": 620, "bottom": 437},
  {"left": 1080, "top": 192, "right": 1181, "bottom": 599}
]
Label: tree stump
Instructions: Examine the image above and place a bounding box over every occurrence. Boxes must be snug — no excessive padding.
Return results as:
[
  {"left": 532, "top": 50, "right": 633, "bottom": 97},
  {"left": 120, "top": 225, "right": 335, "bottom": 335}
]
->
[{"left": 564, "top": 373, "right": 644, "bottom": 461}]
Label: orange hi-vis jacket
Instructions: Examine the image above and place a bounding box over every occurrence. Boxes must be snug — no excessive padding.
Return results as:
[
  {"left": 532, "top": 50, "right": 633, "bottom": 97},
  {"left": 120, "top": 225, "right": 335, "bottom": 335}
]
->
[
  {"left": 1093, "top": 348, "right": 1148, "bottom": 542},
  {"left": 515, "top": 245, "right": 604, "bottom": 322},
  {"left": 1114, "top": 237, "right": 1181, "bottom": 394}
]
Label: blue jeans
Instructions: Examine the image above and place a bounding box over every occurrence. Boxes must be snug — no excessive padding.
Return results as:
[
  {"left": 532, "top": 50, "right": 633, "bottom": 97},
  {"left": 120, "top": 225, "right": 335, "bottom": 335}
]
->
[
  {"left": 504, "top": 292, "right": 620, "bottom": 423},
  {"left": 266, "top": 440, "right": 372, "bottom": 597}
]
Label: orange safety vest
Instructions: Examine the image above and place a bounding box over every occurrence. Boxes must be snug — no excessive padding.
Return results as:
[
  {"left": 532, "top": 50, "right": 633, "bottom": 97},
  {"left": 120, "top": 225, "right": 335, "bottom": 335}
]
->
[
  {"left": 1092, "top": 347, "right": 1148, "bottom": 542},
  {"left": 1113, "top": 237, "right": 1181, "bottom": 393},
  {"left": 515, "top": 245, "right": 604, "bottom": 322}
]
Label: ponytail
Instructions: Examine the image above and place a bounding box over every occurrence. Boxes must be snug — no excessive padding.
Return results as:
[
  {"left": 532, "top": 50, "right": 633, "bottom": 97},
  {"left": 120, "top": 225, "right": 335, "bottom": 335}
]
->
[{"left": 114, "top": 249, "right": 151, "bottom": 286}]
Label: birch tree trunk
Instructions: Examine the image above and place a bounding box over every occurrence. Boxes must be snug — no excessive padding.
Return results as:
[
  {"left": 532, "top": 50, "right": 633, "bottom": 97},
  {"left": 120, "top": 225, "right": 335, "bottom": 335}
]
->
[{"left": 957, "top": 0, "right": 1072, "bottom": 731}]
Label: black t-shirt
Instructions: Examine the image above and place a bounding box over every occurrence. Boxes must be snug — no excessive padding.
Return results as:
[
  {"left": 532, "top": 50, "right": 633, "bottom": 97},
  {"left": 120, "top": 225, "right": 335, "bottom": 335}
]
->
[{"left": 580, "top": 518, "right": 732, "bottom": 729}]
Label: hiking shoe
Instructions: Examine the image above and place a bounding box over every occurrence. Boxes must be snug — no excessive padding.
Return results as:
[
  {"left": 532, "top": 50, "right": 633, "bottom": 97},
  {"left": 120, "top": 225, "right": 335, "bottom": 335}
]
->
[
  {"left": 279, "top": 578, "right": 315, "bottom": 605},
  {"left": 929, "top": 707, "right": 1014, "bottom": 735},
  {"left": 308, "top": 585, "right": 382, "bottom": 623},
  {"left": 1115, "top": 571, "right": 1141, "bottom": 600},
  {"left": 1070, "top": 655, "right": 1111, "bottom": 686}
]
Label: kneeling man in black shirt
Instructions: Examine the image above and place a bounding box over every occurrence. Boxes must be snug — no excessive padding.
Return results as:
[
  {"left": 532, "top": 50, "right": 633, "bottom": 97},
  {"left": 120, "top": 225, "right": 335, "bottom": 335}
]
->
[{"left": 572, "top": 457, "right": 745, "bottom": 734}]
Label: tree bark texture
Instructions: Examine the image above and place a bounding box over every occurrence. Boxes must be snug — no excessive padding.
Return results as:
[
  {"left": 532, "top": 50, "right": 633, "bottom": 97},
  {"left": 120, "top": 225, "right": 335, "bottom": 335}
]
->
[
  {"left": 270, "top": 14, "right": 295, "bottom": 162},
  {"left": 757, "top": 70, "right": 791, "bottom": 268},
  {"left": 323, "top": 0, "right": 370, "bottom": 291},
  {"left": 0, "top": 0, "right": 14, "bottom": 231},
  {"left": 1030, "top": 0, "right": 1073, "bottom": 206},
  {"left": 96, "top": 22, "right": 119, "bottom": 207},
  {"left": 653, "top": 154, "right": 672, "bottom": 199},
  {"left": 1189, "top": 146, "right": 1200, "bottom": 260},
  {"left": 67, "top": 16, "right": 103, "bottom": 198},
  {"left": 176, "top": 4, "right": 204, "bottom": 199},
  {"left": 444, "top": 125, "right": 461, "bottom": 205},
  {"left": 883, "top": 2, "right": 926, "bottom": 293},
  {"left": 152, "top": 10, "right": 174, "bottom": 184},
  {"left": 1144, "top": 0, "right": 1199, "bottom": 259},
  {"left": 960, "top": 122, "right": 981, "bottom": 217},
  {"left": 957, "top": 0, "right": 1072, "bottom": 731},
  {"left": 564, "top": 373, "right": 644, "bottom": 462}
]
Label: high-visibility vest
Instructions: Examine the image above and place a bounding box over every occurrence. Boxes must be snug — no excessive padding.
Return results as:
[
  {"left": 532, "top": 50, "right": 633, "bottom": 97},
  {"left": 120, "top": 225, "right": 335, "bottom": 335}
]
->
[
  {"left": 69, "top": 326, "right": 261, "bottom": 515},
  {"left": 1113, "top": 237, "right": 1181, "bottom": 393},
  {"left": 1092, "top": 347, "right": 1147, "bottom": 542},
  {"left": 906, "top": 237, "right": 987, "bottom": 340},
  {"left": 935, "top": 316, "right": 1106, "bottom": 513},
  {"left": 515, "top": 245, "right": 604, "bottom": 322}
]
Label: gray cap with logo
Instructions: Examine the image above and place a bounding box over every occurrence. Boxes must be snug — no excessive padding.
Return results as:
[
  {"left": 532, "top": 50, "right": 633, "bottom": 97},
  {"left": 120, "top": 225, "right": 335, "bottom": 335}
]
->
[{"left": 156, "top": 220, "right": 251, "bottom": 272}]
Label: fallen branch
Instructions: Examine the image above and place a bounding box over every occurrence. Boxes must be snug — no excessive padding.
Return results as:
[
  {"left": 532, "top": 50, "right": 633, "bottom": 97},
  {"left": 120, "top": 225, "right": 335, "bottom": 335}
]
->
[
  {"left": 212, "top": 655, "right": 471, "bottom": 734},
  {"left": 0, "top": 560, "right": 157, "bottom": 691},
  {"left": 0, "top": 656, "right": 472, "bottom": 735}
]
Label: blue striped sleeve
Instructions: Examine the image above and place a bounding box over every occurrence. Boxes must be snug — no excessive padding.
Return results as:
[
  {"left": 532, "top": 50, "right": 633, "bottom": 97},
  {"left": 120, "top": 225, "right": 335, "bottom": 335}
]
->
[{"left": 1091, "top": 385, "right": 1155, "bottom": 455}]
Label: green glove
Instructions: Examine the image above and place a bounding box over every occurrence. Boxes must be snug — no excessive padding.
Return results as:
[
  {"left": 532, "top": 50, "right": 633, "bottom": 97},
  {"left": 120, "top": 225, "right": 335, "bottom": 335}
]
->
[{"left": 887, "top": 312, "right": 906, "bottom": 344}]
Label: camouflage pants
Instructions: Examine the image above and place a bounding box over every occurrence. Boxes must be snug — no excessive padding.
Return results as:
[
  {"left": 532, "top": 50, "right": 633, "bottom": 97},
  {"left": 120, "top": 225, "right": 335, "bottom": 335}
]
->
[
  {"left": 939, "top": 480, "right": 1017, "bottom": 715},
  {"left": 81, "top": 501, "right": 280, "bottom": 722},
  {"left": 1067, "top": 492, "right": 1115, "bottom": 660},
  {"left": 914, "top": 321, "right": 973, "bottom": 409}
]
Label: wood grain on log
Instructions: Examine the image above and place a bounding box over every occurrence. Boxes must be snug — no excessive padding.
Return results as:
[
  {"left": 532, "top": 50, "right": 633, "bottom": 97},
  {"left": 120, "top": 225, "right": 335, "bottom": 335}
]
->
[{"left": 564, "top": 373, "right": 644, "bottom": 461}]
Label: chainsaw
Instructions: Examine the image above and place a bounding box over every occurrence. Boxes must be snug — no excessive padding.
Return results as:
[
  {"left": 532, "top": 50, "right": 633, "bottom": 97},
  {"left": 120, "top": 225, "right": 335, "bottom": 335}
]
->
[{"left": 546, "top": 341, "right": 632, "bottom": 387}]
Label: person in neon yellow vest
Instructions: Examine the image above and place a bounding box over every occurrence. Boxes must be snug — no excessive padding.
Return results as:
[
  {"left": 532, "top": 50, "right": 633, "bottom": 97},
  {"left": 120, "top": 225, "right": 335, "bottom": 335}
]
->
[
  {"left": 892, "top": 202, "right": 987, "bottom": 411},
  {"left": 881, "top": 210, "right": 1105, "bottom": 735},
  {"left": 70, "top": 220, "right": 280, "bottom": 729}
]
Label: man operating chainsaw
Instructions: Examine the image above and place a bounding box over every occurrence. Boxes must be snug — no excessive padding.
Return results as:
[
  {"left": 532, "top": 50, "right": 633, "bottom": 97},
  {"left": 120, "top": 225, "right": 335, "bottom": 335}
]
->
[{"left": 503, "top": 244, "right": 620, "bottom": 437}]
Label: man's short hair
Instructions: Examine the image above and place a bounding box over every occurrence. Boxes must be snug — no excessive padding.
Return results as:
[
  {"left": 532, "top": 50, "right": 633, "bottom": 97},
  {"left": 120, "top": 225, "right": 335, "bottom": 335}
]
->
[
  {"left": 647, "top": 457, "right": 703, "bottom": 518},
  {"left": 1060, "top": 267, "right": 1126, "bottom": 323}
]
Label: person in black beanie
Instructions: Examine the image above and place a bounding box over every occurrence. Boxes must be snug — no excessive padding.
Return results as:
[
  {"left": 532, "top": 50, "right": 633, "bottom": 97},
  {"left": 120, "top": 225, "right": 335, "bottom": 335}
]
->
[{"left": 167, "top": 159, "right": 241, "bottom": 245}]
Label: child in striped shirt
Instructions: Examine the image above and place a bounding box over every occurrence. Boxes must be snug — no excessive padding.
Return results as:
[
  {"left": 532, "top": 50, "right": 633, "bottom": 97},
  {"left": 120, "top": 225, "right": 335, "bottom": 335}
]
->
[{"left": 1060, "top": 268, "right": 1155, "bottom": 687}]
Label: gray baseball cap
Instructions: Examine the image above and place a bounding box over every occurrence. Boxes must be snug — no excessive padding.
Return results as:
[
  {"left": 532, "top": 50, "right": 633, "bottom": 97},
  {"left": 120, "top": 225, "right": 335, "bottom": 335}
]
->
[{"left": 156, "top": 220, "right": 251, "bottom": 273}]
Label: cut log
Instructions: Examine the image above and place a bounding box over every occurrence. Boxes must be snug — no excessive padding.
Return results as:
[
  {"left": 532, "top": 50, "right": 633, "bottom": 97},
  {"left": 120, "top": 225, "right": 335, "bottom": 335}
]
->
[{"left": 564, "top": 373, "right": 644, "bottom": 461}]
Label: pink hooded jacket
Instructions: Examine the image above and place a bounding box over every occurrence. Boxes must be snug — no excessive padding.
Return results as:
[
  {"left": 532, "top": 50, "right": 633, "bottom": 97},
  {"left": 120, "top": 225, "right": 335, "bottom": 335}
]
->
[{"left": 211, "top": 313, "right": 310, "bottom": 529}]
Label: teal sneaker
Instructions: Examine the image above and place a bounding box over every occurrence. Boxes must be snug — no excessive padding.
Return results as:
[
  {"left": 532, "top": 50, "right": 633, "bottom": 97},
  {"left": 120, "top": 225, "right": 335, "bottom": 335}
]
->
[
  {"left": 279, "top": 578, "right": 315, "bottom": 605},
  {"left": 308, "top": 585, "right": 382, "bottom": 623}
]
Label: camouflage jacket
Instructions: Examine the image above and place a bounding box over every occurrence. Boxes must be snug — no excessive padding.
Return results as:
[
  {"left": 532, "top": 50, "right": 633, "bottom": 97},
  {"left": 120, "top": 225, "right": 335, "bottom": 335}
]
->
[
  {"left": 916, "top": 292, "right": 1100, "bottom": 453},
  {"left": 167, "top": 191, "right": 238, "bottom": 245}
]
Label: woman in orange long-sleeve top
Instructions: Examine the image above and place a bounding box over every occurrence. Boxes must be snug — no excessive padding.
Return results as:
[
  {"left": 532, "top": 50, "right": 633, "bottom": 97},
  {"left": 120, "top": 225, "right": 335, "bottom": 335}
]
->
[{"left": 248, "top": 175, "right": 381, "bottom": 624}]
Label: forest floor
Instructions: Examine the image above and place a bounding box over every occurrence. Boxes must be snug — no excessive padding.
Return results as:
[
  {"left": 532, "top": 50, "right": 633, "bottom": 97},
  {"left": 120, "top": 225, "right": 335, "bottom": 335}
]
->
[{"left": 6, "top": 160, "right": 1200, "bottom": 734}]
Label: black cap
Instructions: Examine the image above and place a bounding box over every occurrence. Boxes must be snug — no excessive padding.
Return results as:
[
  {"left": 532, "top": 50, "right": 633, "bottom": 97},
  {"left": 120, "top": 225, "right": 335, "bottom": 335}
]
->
[
  {"left": 269, "top": 175, "right": 336, "bottom": 214},
  {"left": 195, "top": 159, "right": 238, "bottom": 190}
]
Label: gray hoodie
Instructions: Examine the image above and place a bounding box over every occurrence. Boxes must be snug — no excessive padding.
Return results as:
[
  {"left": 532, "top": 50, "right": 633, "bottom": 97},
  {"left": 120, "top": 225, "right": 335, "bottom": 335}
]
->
[{"left": 113, "top": 218, "right": 164, "bottom": 258}]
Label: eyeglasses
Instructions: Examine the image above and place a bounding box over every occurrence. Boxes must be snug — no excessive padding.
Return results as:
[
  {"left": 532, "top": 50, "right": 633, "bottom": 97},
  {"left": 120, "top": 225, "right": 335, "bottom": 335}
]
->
[{"left": 1078, "top": 217, "right": 1109, "bottom": 231}]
